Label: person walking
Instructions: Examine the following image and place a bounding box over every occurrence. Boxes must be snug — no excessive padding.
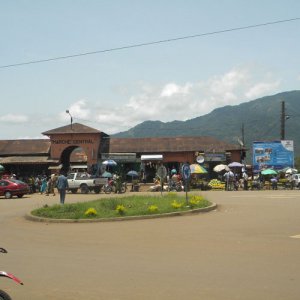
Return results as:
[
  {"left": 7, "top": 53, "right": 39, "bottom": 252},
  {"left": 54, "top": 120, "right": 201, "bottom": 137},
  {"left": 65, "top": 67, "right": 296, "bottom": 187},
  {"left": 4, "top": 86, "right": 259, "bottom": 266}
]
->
[
  {"left": 56, "top": 172, "right": 69, "bottom": 204},
  {"left": 40, "top": 176, "right": 48, "bottom": 194},
  {"left": 46, "top": 173, "right": 57, "bottom": 196}
]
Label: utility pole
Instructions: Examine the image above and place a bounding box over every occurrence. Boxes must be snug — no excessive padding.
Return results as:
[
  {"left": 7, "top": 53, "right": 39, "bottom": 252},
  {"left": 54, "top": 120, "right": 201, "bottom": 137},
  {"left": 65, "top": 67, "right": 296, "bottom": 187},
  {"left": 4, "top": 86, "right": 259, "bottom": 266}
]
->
[
  {"left": 281, "top": 101, "right": 290, "bottom": 140},
  {"left": 241, "top": 123, "right": 245, "bottom": 146},
  {"left": 238, "top": 123, "right": 246, "bottom": 163},
  {"left": 281, "top": 101, "right": 285, "bottom": 140}
]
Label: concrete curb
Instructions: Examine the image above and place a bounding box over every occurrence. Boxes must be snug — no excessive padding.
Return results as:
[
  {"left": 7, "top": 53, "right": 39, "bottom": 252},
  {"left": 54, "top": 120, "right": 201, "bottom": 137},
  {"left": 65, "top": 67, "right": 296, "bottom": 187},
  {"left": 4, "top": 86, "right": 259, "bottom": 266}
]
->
[{"left": 25, "top": 202, "right": 217, "bottom": 223}]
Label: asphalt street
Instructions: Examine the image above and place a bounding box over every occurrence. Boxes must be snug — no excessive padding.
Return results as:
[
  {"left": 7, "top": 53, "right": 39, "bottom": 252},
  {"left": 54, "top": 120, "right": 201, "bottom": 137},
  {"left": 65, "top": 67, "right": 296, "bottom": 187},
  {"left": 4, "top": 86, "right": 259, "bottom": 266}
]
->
[{"left": 1, "top": 190, "right": 300, "bottom": 300}]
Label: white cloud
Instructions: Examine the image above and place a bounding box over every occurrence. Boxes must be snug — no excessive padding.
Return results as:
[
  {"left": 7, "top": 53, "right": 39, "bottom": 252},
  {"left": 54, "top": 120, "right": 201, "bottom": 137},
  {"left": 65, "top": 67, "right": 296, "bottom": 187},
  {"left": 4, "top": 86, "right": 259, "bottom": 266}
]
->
[
  {"left": 55, "top": 66, "right": 282, "bottom": 135},
  {"left": 0, "top": 114, "right": 28, "bottom": 123},
  {"left": 245, "top": 81, "right": 281, "bottom": 99},
  {"left": 59, "top": 100, "right": 91, "bottom": 122},
  {"left": 0, "top": 66, "right": 283, "bottom": 139},
  {"left": 64, "top": 67, "right": 280, "bottom": 134},
  {"left": 160, "top": 83, "right": 192, "bottom": 97}
]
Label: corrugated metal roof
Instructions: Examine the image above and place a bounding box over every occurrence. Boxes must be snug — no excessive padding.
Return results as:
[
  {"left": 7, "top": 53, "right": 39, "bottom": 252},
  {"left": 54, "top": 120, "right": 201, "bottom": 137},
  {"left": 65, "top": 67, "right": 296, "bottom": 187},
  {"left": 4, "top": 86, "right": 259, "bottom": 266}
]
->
[
  {"left": 0, "top": 139, "right": 51, "bottom": 155},
  {"left": 0, "top": 156, "right": 58, "bottom": 164},
  {"left": 0, "top": 135, "right": 239, "bottom": 159},
  {"left": 109, "top": 136, "right": 239, "bottom": 153}
]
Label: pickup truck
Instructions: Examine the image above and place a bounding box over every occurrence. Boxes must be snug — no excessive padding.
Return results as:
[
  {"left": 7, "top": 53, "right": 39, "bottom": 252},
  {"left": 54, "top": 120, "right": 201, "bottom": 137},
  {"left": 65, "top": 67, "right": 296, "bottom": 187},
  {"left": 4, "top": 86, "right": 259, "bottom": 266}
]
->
[{"left": 67, "top": 172, "right": 108, "bottom": 194}]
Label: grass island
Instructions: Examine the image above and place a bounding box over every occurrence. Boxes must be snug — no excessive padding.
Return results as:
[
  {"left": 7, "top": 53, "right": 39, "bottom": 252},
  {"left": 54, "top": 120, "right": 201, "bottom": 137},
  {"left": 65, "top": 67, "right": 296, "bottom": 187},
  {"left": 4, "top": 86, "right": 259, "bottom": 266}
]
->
[{"left": 31, "top": 193, "right": 213, "bottom": 221}]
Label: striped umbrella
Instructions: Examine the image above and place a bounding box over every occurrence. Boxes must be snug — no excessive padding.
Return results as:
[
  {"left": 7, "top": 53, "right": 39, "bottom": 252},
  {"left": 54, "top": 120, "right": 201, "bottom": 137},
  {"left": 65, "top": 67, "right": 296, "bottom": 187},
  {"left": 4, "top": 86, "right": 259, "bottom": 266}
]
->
[{"left": 190, "top": 164, "right": 208, "bottom": 174}]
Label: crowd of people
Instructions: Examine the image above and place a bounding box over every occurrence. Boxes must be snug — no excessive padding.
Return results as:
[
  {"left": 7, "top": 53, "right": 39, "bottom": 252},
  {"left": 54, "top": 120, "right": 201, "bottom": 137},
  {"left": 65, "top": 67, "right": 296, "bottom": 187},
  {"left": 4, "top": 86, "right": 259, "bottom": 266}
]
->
[
  {"left": 149, "top": 168, "right": 184, "bottom": 192},
  {"left": 4, "top": 173, "right": 59, "bottom": 196},
  {"left": 3, "top": 172, "right": 70, "bottom": 204},
  {"left": 222, "top": 170, "right": 298, "bottom": 191}
]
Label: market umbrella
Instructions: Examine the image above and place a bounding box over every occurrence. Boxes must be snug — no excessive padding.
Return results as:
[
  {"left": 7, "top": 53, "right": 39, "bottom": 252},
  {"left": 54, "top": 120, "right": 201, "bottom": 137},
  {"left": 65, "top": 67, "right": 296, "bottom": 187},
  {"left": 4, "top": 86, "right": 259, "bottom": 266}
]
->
[
  {"left": 127, "top": 170, "right": 139, "bottom": 183},
  {"left": 127, "top": 170, "right": 139, "bottom": 177},
  {"left": 278, "top": 167, "right": 290, "bottom": 173},
  {"left": 213, "top": 164, "right": 230, "bottom": 172},
  {"left": 285, "top": 168, "right": 298, "bottom": 174},
  {"left": 101, "top": 171, "right": 113, "bottom": 178},
  {"left": 261, "top": 169, "right": 277, "bottom": 175},
  {"left": 228, "top": 162, "right": 244, "bottom": 168},
  {"left": 102, "top": 159, "right": 117, "bottom": 166},
  {"left": 190, "top": 164, "right": 208, "bottom": 174}
]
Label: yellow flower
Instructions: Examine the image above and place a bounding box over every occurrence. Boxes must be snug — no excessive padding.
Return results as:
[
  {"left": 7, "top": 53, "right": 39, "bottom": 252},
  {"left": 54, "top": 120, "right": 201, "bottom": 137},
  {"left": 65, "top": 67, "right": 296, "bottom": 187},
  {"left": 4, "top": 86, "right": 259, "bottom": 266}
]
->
[
  {"left": 84, "top": 208, "right": 98, "bottom": 217},
  {"left": 190, "top": 195, "right": 204, "bottom": 202},
  {"left": 148, "top": 205, "right": 158, "bottom": 213},
  {"left": 171, "top": 200, "right": 183, "bottom": 209},
  {"left": 116, "top": 204, "right": 126, "bottom": 215}
]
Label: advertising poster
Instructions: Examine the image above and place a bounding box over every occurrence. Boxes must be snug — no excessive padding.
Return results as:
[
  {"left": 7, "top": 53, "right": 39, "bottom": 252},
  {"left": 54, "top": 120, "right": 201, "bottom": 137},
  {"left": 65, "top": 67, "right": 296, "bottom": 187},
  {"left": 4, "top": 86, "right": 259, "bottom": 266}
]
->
[{"left": 252, "top": 140, "right": 294, "bottom": 172}]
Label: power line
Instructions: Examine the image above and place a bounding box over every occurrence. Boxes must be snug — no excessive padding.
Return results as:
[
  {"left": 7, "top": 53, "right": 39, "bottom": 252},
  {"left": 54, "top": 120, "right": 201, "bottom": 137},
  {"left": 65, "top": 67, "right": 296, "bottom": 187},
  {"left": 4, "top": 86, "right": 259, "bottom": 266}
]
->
[{"left": 1, "top": 17, "right": 300, "bottom": 69}]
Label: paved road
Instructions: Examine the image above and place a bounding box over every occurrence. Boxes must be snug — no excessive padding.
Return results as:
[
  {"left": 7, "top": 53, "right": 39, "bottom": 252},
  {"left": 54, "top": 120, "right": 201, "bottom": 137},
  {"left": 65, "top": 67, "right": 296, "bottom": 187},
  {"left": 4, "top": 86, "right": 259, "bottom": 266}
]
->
[{"left": 1, "top": 190, "right": 300, "bottom": 300}]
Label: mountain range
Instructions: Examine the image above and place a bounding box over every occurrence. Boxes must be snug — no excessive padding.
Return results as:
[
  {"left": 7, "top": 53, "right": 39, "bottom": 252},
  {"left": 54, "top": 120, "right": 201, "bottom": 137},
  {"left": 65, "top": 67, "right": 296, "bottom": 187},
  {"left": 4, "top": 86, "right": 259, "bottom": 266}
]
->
[{"left": 113, "top": 90, "right": 300, "bottom": 157}]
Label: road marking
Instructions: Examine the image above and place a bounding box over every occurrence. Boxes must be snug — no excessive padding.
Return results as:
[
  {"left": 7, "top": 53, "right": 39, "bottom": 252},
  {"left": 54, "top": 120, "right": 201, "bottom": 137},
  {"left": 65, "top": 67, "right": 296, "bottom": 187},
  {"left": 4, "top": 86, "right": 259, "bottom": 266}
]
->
[
  {"left": 231, "top": 195, "right": 261, "bottom": 198},
  {"left": 231, "top": 194, "right": 297, "bottom": 199},
  {"left": 290, "top": 235, "right": 300, "bottom": 239},
  {"left": 266, "top": 195, "right": 296, "bottom": 198}
]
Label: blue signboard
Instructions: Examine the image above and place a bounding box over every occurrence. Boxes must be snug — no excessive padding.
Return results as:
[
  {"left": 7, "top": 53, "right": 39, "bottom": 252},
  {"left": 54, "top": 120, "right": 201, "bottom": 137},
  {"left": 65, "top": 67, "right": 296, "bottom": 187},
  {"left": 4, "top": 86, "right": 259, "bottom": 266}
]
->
[
  {"left": 182, "top": 163, "right": 191, "bottom": 180},
  {"left": 252, "top": 140, "right": 294, "bottom": 172}
]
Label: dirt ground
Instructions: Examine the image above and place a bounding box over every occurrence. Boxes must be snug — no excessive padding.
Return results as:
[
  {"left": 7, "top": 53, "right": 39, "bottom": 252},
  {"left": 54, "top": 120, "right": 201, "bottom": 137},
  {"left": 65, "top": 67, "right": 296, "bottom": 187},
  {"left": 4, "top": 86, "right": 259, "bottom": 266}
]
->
[{"left": 1, "top": 190, "right": 300, "bottom": 300}]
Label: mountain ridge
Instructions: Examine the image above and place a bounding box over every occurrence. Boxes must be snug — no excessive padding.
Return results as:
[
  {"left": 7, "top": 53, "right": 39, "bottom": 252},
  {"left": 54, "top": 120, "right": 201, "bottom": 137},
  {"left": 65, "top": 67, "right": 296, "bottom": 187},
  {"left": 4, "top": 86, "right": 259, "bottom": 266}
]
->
[{"left": 113, "top": 90, "right": 300, "bottom": 155}]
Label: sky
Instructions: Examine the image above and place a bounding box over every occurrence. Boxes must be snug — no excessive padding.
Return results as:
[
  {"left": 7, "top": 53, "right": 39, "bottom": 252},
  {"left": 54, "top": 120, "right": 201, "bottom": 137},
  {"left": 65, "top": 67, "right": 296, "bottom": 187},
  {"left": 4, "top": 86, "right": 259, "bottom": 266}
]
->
[{"left": 0, "top": 0, "right": 300, "bottom": 139}]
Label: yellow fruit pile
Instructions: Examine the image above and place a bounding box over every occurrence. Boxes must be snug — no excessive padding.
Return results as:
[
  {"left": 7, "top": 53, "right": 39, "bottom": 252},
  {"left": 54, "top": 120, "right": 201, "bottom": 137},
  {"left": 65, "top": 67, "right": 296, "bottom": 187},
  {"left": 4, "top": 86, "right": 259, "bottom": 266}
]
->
[{"left": 208, "top": 179, "right": 225, "bottom": 190}]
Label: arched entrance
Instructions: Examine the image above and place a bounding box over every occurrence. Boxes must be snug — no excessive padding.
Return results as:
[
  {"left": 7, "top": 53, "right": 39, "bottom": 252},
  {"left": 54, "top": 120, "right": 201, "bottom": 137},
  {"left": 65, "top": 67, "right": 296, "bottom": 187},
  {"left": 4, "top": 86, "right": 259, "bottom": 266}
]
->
[
  {"left": 60, "top": 146, "right": 82, "bottom": 173},
  {"left": 42, "top": 123, "right": 109, "bottom": 174}
]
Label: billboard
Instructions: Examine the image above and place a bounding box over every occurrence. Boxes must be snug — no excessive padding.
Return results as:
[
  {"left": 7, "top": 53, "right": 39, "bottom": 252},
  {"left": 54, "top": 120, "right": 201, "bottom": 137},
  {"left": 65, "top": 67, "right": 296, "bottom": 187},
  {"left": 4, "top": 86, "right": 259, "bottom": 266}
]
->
[{"left": 252, "top": 140, "right": 294, "bottom": 172}]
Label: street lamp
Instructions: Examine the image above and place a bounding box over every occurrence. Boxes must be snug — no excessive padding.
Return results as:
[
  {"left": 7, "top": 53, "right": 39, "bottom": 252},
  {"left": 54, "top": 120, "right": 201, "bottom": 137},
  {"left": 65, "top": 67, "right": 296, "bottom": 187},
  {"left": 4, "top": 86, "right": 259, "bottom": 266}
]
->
[{"left": 66, "top": 110, "right": 73, "bottom": 129}]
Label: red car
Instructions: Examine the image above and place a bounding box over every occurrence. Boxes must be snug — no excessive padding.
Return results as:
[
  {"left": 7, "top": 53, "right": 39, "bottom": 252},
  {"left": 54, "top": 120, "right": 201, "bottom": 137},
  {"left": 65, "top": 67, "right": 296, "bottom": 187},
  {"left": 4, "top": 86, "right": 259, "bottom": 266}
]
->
[{"left": 0, "top": 179, "right": 30, "bottom": 199}]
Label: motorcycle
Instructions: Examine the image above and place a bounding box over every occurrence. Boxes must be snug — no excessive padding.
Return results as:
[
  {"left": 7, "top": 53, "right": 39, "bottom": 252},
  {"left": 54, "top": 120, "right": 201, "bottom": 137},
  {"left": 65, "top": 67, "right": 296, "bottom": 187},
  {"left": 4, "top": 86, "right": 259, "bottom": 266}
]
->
[
  {"left": 0, "top": 248, "right": 23, "bottom": 300},
  {"left": 167, "top": 179, "right": 183, "bottom": 192},
  {"left": 103, "top": 179, "right": 127, "bottom": 194}
]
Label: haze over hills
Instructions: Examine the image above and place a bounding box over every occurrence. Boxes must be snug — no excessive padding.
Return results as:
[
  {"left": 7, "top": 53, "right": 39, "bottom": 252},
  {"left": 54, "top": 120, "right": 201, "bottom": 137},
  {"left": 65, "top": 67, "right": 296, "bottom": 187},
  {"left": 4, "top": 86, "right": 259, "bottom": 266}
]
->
[{"left": 113, "top": 90, "right": 300, "bottom": 156}]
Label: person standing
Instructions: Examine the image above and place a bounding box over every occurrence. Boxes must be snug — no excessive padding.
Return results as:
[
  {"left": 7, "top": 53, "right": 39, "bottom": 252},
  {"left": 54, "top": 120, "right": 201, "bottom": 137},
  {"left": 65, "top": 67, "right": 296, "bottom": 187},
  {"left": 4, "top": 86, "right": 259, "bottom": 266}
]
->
[
  {"left": 271, "top": 176, "right": 278, "bottom": 190},
  {"left": 242, "top": 172, "right": 249, "bottom": 190},
  {"left": 56, "top": 172, "right": 69, "bottom": 204},
  {"left": 224, "top": 171, "right": 229, "bottom": 191},
  {"left": 46, "top": 173, "right": 58, "bottom": 196}
]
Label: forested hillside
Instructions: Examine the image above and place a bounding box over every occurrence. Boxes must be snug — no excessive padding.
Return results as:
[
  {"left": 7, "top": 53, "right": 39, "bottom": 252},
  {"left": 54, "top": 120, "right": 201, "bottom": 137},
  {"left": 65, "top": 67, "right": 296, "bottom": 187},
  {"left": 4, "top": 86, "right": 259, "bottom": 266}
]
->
[{"left": 113, "top": 90, "right": 300, "bottom": 156}]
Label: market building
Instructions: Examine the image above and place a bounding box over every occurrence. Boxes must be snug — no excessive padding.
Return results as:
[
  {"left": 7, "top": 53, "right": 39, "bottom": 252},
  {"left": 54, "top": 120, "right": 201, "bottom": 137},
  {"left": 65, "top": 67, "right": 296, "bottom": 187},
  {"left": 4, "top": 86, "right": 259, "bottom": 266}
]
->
[{"left": 0, "top": 123, "right": 243, "bottom": 181}]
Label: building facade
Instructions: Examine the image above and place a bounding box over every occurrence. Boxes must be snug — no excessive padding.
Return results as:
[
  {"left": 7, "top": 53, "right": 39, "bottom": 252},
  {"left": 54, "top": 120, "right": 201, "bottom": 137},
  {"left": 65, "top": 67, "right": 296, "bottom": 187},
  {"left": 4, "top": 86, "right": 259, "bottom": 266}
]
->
[{"left": 0, "top": 123, "right": 243, "bottom": 180}]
